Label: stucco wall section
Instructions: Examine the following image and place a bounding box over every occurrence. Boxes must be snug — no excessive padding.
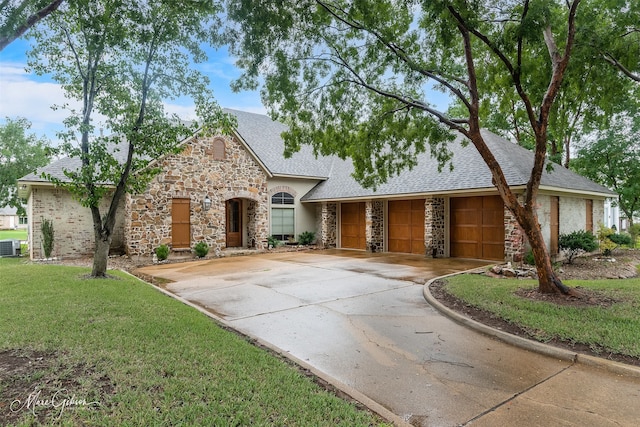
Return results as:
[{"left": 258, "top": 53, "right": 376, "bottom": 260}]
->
[
  {"left": 559, "top": 196, "right": 587, "bottom": 235},
  {"left": 29, "top": 186, "right": 124, "bottom": 259},
  {"left": 425, "top": 197, "right": 445, "bottom": 258},
  {"left": 126, "top": 134, "right": 269, "bottom": 256},
  {"left": 366, "top": 200, "right": 384, "bottom": 252},
  {"left": 268, "top": 178, "right": 322, "bottom": 240}
]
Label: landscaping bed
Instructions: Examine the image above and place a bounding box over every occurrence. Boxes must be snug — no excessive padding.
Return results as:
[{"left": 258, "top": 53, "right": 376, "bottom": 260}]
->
[{"left": 430, "top": 249, "right": 640, "bottom": 367}]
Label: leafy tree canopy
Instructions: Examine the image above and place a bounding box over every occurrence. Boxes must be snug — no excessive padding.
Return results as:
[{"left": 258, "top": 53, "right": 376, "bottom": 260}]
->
[
  {"left": 572, "top": 114, "right": 640, "bottom": 226},
  {"left": 0, "top": 117, "right": 50, "bottom": 215}
]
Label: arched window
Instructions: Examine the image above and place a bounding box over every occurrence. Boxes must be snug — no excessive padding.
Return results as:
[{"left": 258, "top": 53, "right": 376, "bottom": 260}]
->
[
  {"left": 271, "top": 192, "right": 295, "bottom": 240},
  {"left": 271, "top": 192, "right": 294, "bottom": 205}
]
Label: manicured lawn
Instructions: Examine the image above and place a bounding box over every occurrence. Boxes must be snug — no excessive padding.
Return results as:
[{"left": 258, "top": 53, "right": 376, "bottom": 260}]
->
[
  {"left": 0, "top": 229, "right": 27, "bottom": 241},
  {"left": 442, "top": 274, "right": 640, "bottom": 358},
  {"left": 0, "top": 258, "right": 387, "bottom": 426}
]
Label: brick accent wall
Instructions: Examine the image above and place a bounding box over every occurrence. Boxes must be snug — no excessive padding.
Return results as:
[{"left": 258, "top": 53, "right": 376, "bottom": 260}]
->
[
  {"left": 29, "top": 187, "right": 124, "bottom": 259},
  {"left": 126, "top": 134, "right": 269, "bottom": 256},
  {"left": 317, "top": 202, "right": 337, "bottom": 248},
  {"left": 365, "top": 200, "right": 384, "bottom": 252},
  {"left": 425, "top": 197, "right": 445, "bottom": 258}
]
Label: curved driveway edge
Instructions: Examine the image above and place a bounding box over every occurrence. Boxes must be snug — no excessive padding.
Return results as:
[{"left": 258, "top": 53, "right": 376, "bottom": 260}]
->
[{"left": 423, "top": 274, "right": 640, "bottom": 379}]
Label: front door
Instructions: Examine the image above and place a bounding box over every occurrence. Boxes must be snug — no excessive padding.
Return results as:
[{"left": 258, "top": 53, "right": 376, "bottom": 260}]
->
[{"left": 226, "top": 199, "right": 242, "bottom": 247}]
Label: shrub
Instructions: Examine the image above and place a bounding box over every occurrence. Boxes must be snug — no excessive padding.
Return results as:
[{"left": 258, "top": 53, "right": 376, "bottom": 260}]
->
[
  {"left": 155, "top": 244, "right": 169, "bottom": 261},
  {"left": 630, "top": 224, "right": 640, "bottom": 249},
  {"left": 194, "top": 241, "right": 209, "bottom": 258},
  {"left": 558, "top": 230, "right": 598, "bottom": 264},
  {"left": 523, "top": 249, "right": 535, "bottom": 266},
  {"left": 298, "top": 231, "right": 315, "bottom": 245},
  {"left": 609, "top": 232, "right": 632, "bottom": 247},
  {"left": 597, "top": 224, "right": 617, "bottom": 256},
  {"left": 267, "top": 235, "right": 281, "bottom": 249},
  {"left": 40, "top": 218, "right": 54, "bottom": 258}
]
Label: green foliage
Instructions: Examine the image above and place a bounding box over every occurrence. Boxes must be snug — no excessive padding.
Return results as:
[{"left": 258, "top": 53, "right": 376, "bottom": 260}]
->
[
  {"left": 558, "top": 230, "right": 598, "bottom": 264},
  {"left": 0, "top": 117, "right": 50, "bottom": 214},
  {"left": 298, "top": 231, "right": 315, "bottom": 245},
  {"left": 629, "top": 224, "right": 640, "bottom": 249},
  {"left": 193, "top": 241, "right": 209, "bottom": 258},
  {"left": 523, "top": 249, "right": 536, "bottom": 266},
  {"left": 267, "top": 235, "right": 281, "bottom": 249},
  {"left": 609, "top": 233, "right": 632, "bottom": 247},
  {"left": 27, "top": 0, "right": 232, "bottom": 276},
  {"left": 40, "top": 217, "right": 54, "bottom": 258},
  {"left": 597, "top": 224, "right": 618, "bottom": 256},
  {"left": 0, "top": 0, "right": 63, "bottom": 51},
  {"left": 572, "top": 115, "right": 640, "bottom": 225},
  {"left": 155, "top": 244, "right": 169, "bottom": 261}
]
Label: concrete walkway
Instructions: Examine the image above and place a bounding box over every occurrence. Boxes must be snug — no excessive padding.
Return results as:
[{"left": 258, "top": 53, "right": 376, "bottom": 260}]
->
[{"left": 136, "top": 250, "right": 640, "bottom": 426}]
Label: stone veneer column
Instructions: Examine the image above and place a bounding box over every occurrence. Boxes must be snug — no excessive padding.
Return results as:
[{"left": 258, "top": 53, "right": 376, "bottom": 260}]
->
[
  {"left": 317, "top": 202, "right": 337, "bottom": 248},
  {"left": 504, "top": 205, "right": 525, "bottom": 262},
  {"left": 365, "top": 200, "right": 384, "bottom": 252},
  {"left": 424, "top": 197, "right": 445, "bottom": 258}
]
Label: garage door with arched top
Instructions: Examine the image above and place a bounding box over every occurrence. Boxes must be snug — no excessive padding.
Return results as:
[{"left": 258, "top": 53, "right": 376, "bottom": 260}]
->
[
  {"left": 388, "top": 199, "right": 425, "bottom": 254},
  {"left": 340, "top": 202, "right": 366, "bottom": 250},
  {"left": 450, "top": 196, "right": 504, "bottom": 260}
]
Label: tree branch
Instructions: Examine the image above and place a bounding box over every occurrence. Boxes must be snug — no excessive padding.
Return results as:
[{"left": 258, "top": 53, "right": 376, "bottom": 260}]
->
[{"left": 0, "top": 0, "right": 65, "bottom": 51}]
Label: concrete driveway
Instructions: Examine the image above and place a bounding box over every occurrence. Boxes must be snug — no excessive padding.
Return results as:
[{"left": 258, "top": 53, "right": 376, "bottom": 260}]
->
[{"left": 136, "top": 250, "right": 640, "bottom": 427}]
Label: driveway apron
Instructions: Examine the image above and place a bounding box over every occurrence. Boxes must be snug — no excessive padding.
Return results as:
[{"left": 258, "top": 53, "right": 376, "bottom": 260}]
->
[{"left": 137, "top": 250, "right": 640, "bottom": 427}]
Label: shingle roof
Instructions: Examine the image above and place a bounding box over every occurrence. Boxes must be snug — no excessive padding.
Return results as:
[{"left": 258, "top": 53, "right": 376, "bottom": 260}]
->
[
  {"left": 301, "top": 129, "right": 615, "bottom": 201},
  {"left": 19, "top": 110, "right": 614, "bottom": 200},
  {"left": 227, "top": 109, "right": 333, "bottom": 178}
]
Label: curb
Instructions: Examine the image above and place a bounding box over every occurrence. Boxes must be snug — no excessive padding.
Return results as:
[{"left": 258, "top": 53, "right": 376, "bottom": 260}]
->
[
  {"left": 423, "top": 273, "right": 640, "bottom": 379},
  {"left": 122, "top": 270, "right": 412, "bottom": 427}
]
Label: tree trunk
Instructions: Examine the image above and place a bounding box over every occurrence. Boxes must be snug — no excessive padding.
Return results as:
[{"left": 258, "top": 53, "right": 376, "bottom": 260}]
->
[
  {"left": 518, "top": 206, "right": 570, "bottom": 294},
  {"left": 92, "top": 231, "right": 111, "bottom": 277}
]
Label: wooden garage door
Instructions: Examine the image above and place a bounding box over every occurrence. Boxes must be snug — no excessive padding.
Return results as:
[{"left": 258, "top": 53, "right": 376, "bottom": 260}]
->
[
  {"left": 450, "top": 196, "right": 504, "bottom": 260},
  {"left": 172, "top": 198, "right": 190, "bottom": 249},
  {"left": 341, "top": 202, "right": 366, "bottom": 250},
  {"left": 388, "top": 199, "right": 425, "bottom": 254}
]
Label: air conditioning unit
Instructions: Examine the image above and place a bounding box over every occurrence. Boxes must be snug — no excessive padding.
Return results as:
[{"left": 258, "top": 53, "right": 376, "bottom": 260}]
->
[{"left": 0, "top": 239, "right": 20, "bottom": 257}]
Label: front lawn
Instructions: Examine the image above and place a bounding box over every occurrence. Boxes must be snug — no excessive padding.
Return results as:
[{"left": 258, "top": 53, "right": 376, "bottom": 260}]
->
[
  {"left": 0, "top": 229, "right": 27, "bottom": 241},
  {"left": 441, "top": 273, "right": 640, "bottom": 359},
  {"left": 0, "top": 258, "right": 386, "bottom": 426}
]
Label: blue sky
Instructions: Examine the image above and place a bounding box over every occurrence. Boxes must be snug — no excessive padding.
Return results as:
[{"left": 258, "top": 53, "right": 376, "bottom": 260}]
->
[
  {"left": 0, "top": 34, "right": 451, "bottom": 145},
  {"left": 0, "top": 37, "right": 266, "bottom": 144}
]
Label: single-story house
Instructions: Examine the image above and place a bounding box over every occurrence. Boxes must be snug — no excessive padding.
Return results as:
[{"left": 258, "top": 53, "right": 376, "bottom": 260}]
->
[
  {"left": 0, "top": 206, "right": 27, "bottom": 230},
  {"left": 18, "top": 109, "right": 615, "bottom": 261}
]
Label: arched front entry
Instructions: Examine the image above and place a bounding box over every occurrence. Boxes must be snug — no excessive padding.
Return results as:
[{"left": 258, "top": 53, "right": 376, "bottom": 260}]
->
[{"left": 226, "top": 198, "right": 242, "bottom": 247}]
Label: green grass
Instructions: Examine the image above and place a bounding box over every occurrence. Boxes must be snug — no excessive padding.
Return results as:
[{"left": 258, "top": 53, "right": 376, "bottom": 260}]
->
[
  {"left": 443, "top": 274, "right": 640, "bottom": 358},
  {"left": 0, "top": 229, "right": 27, "bottom": 241},
  {"left": 0, "top": 258, "right": 387, "bottom": 426}
]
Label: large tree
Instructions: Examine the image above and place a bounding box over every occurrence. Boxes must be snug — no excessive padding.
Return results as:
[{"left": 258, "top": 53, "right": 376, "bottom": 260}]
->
[
  {"left": 572, "top": 115, "right": 640, "bottom": 227},
  {"left": 0, "top": 0, "right": 64, "bottom": 50},
  {"left": 28, "top": 0, "right": 231, "bottom": 277},
  {"left": 225, "top": 0, "right": 585, "bottom": 294},
  {"left": 0, "top": 117, "right": 50, "bottom": 214}
]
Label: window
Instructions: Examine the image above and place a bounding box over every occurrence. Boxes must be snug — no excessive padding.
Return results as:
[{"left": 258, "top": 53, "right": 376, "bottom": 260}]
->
[
  {"left": 271, "top": 192, "right": 295, "bottom": 240},
  {"left": 271, "top": 208, "right": 294, "bottom": 241},
  {"left": 271, "top": 192, "right": 294, "bottom": 205},
  {"left": 19, "top": 217, "right": 28, "bottom": 225}
]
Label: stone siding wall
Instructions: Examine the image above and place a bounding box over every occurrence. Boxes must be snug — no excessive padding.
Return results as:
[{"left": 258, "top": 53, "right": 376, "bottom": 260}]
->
[
  {"left": 593, "top": 199, "right": 605, "bottom": 230},
  {"left": 126, "top": 134, "right": 269, "bottom": 256},
  {"left": 504, "top": 205, "right": 525, "bottom": 262},
  {"left": 425, "top": 197, "right": 445, "bottom": 257},
  {"left": 317, "top": 202, "right": 337, "bottom": 248},
  {"left": 29, "top": 187, "right": 124, "bottom": 259},
  {"left": 365, "top": 200, "right": 384, "bottom": 252},
  {"left": 559, "top": 196, "right": 588, "bottom": 235}
]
